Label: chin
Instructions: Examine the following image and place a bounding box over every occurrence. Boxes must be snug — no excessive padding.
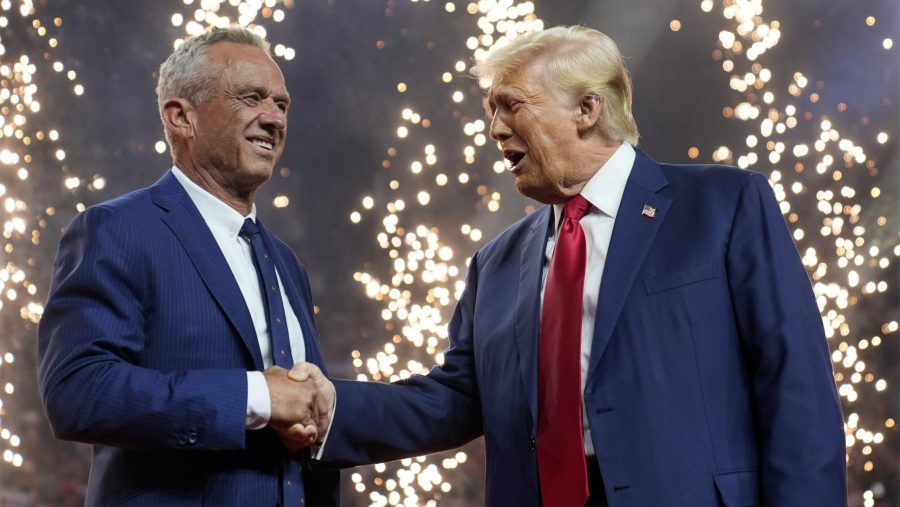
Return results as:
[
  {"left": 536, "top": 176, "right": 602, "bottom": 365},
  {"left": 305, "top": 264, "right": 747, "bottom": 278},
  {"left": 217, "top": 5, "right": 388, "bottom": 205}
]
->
[
  {"left": 515, "top": 179, "right": 562, "bottom": 205},
  {"left": 515, "top": 178, "right": 545, "bottom": 204},
  {"left": 237, "top": 166, "right": 273, "bottom": 188},
  {"left": 248, "top": 162, "right": 275, "bottom": 178}
]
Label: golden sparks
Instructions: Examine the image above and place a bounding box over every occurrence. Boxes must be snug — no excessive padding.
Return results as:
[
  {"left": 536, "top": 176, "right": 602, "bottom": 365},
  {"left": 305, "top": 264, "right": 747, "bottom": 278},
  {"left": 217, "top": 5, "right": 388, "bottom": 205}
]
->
[
  {"left": 348, "top": 1, "right": 542, "bottom": 503},
  {"left": 1, "top": 0, "right": 92, "bottom": 470},
  {"left": 170, "top": 0, "right": 297, "bottom": 60},
  {"left": 704, "top": 2, "right": 895, "bottom": 503},
  {"left": 349, "top": 0, "right": 896, "bottom": 503}
]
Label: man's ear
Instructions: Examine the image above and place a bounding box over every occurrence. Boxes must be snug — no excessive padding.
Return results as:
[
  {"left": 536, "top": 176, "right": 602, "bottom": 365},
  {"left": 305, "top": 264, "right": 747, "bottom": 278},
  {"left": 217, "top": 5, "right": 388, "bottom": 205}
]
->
[
  {"left": 576, "top": 94, "right": 603, "bottom": 134},
  {"left": 160, "top": 98, "right": 195, "bottom": 141}
]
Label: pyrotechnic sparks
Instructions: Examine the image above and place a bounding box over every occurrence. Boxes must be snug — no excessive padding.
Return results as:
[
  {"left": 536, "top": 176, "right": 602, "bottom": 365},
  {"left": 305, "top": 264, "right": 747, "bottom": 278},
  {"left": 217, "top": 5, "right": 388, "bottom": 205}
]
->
[
  {"left": 349, "top": 0, "right": 895, "bottom": 504},
  {"left": 0, "top": 0, "right": 300, "bottom": 484},
  {"left": 0, "top": 0, "right": 90, "bottom": 471},
  {"left": 346, "top": 1, "right": 543, "bottom": 504},
  {"left": 169, "top": 0, "right": 297, "bottom": 62},
  {"left": 704, "top": 1, "right": 896, "bottom": 504}
]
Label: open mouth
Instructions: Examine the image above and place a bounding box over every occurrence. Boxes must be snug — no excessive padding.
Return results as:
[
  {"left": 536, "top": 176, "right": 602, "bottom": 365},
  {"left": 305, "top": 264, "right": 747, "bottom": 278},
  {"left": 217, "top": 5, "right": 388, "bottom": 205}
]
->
[
  {"left": 503, "top": 149, "right": 526, "bottom": 171},
  {"left": 248, "top": 138, "right": 274, "bottom": 151}
]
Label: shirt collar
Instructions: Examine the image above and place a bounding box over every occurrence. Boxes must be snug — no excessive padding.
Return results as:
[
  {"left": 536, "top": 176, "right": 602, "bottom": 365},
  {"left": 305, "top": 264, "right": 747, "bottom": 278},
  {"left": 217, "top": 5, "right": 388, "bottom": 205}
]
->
[
  {"left": 171, "top": 166, "right": 256, "bottom": 239},
  {"left": 551, "top": 141, "right": 636, "bottom": 233}
]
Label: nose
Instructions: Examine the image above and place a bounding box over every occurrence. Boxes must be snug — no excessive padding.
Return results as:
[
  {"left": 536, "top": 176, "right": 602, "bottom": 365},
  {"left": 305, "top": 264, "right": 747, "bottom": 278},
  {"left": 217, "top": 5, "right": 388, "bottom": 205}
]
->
[
  {"left": 259, "top": 99, "right": 287, "bottom": 131},
  {"left": 489, "top": 112, "right": 511, "bottom": 141}
]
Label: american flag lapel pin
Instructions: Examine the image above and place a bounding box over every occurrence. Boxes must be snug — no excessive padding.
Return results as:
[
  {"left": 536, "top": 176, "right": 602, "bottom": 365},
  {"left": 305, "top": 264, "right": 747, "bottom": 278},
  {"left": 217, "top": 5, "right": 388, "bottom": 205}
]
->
[{"left": 641, "top": 204, "right": 656, "bottom": 218}]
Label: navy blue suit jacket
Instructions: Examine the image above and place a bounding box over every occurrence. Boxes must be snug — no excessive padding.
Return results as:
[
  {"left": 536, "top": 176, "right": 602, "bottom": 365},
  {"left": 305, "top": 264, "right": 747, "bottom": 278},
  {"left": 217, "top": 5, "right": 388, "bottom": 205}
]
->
[
  {"left": 38, "top": 171, "right": 338, "bottom": 506},
  {"left": 321, "top": 151, "right": 846, "bottom": 506}
]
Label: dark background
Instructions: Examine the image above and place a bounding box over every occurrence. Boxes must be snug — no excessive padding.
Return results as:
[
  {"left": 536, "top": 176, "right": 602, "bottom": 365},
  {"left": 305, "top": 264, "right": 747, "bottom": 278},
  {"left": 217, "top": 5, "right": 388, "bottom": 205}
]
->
[{"left": 0, "top": 0, "right": 896, "bottom": 505}]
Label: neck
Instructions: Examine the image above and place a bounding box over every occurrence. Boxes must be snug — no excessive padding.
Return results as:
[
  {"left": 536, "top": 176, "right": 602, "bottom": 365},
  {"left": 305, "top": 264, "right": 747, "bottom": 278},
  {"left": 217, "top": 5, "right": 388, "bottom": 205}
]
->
[
  {"left": 583, "top": 137, "right": 623, "bottom": 175},
  {"left": 175, "top": 160, "right": 255, "bottom": 216},
  {"left": 558, "top": 138, "right": 623, "bottom": 200}
]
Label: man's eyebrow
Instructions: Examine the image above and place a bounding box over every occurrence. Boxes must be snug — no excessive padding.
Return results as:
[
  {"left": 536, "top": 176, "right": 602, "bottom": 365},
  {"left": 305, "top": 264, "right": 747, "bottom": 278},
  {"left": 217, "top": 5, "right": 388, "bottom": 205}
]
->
[
  {"left": 235, "top": 85, "right": 264, "bottom": 95},
  {"left": 235, "top": 86, "right": 291, "bottom": 105},
  {"left": 484, "top": 87, "right": 510, "bottom": 111},
  {"left": 482, "top": 96, "right": 494, "bottom": 116}
]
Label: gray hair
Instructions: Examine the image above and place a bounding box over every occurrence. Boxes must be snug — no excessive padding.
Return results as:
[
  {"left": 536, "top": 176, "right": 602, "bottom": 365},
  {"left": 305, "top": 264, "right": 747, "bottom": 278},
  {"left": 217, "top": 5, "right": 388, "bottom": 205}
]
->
[
  {"left": 157, "top": 26, "right": 270, "bottom": 145},
  {"left": 472, "top": 25, "right": 639, "bottom": 145}
]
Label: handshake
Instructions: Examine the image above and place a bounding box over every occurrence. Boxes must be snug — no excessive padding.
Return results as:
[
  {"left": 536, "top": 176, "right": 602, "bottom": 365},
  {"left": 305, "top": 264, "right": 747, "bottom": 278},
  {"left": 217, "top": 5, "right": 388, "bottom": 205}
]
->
[{"left": 263, "top": 362, "right": 335, "bottom": 453}]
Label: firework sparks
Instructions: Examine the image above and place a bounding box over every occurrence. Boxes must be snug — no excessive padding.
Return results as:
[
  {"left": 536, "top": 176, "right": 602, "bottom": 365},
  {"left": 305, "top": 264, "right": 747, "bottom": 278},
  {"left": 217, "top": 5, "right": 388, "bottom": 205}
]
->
[
  {"left": 348, "top": 1, "right": 542, "bottom": 504},
  {"left": 348, "top": 1, "right": 896, "bottom": 505},
  {"left": 0, "top": 0, "right": 92, "bottom": 471},
  {"left": 702, "top": 1, "right": 895, "bottom": 504}
]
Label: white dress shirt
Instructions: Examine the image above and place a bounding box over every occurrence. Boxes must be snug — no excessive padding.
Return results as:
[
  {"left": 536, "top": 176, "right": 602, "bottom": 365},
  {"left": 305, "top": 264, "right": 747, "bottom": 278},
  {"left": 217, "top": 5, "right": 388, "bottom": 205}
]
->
[
  {"left": 172, "top": 167, "right": 306, "bottom": 430},
  {"left": 540, "top": 142, "right": 635, "bottom": 455}
]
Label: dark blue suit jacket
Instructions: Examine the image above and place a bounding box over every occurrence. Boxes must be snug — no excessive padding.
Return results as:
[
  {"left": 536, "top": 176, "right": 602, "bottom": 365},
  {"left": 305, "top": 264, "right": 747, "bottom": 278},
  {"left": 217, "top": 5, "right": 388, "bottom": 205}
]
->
[
  {"left": 321, "top": 151, "right": 846, "bottom": 506},
  {"left": 38, "top": 171, "right": 338, "bottom": 506}
]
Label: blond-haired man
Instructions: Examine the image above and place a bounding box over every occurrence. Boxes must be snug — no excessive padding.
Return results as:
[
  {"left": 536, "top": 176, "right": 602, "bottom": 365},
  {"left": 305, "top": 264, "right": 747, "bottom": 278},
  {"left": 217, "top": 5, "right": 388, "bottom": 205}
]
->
[{"left": 296, "top": 26, "right": 846, "bottom": 506}]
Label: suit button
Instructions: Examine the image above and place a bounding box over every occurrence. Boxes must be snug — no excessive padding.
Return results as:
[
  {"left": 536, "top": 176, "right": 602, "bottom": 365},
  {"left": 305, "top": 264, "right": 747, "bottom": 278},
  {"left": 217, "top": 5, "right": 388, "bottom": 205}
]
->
[
  {"left": 188, "top": 431, "right": 198, "bottom": 444},
  {"left": 530, "top": 438, "right": 536, "bottom": 452},
  {"left": 177, "top": 436, "right": 187, "bottom": 446}
]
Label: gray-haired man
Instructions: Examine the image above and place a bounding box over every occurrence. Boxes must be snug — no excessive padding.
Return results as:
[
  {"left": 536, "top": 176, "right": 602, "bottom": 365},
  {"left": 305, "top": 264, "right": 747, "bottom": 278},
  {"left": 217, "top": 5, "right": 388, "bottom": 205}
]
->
[{"left": 38, "top": 27, "right": 337, "bottom": 506}]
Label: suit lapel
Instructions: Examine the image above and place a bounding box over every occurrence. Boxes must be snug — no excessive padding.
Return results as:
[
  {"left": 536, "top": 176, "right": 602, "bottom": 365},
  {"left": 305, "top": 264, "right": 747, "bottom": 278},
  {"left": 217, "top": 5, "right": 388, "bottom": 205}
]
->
[
  {"left": 514, "top": 206, "right": 552, "bottom": 426},
  {"left": 585, "top": 151, "right": 672, "bottom": 386},
  {"left": 258, "top": 220, "right": 329, "bottom": 375},
  {"left": 150, "top": 171, "right": 265, "bottom": 370}
]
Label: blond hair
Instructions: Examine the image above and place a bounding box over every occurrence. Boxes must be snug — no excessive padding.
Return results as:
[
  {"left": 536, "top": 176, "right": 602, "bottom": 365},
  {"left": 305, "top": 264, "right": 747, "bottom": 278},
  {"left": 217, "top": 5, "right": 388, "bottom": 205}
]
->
[{"left": 472, "top": 25, "right": 639, "bottom": 145}]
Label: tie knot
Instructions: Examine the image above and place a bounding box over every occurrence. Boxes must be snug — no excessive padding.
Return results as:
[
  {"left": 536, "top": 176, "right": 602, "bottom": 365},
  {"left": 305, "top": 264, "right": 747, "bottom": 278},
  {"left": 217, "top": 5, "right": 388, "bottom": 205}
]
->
[
  {"left": 239, "top": 218, "right": 260, "bottom": 238},
  {"left": 563, "top": 195, "right": 591, "bottom": 221}
]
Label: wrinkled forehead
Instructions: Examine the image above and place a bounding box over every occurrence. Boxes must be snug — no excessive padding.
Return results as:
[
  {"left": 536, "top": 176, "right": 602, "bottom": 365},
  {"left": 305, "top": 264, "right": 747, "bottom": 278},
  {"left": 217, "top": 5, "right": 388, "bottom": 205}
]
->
[
  {"left": 485, "top": 64, "right": 521, "bottom": 96},
  {"left": 212, "top": 44, "right": 287, "bottom": 89},
  {"left": 489, "top": 61, "right": 536, "bottom": 90},
  {"left": 484, "top": 61, "right": 552, "bottom": 104}
]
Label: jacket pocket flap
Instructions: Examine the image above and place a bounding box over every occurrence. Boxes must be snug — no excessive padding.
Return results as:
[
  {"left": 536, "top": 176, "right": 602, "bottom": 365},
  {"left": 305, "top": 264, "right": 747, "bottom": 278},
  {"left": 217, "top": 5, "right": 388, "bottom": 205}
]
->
[
  {"left": 644, "top": 261, "right": 718, "bottom": 294},
  {"left": 713, "top": 470, "right": 760, "bottom": 507}
]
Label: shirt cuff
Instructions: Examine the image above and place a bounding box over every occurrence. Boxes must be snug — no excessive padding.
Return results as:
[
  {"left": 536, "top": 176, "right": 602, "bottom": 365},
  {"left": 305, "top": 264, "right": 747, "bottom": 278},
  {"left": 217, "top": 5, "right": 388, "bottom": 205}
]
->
[
  {"left": 312, "top": 393, "right": 337, "bottom": 460},
  {"left": 245, "top": 371, "right": 271, "bottom": 430}
]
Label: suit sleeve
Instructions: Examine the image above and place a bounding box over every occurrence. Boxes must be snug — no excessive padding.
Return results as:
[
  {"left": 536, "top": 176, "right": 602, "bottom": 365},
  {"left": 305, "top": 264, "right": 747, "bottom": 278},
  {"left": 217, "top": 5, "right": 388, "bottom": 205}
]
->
[
  {"left": 318, "top": 252, "right": 485, "bottom": 466},
  {"left": 726, "top": 173, "right": 847, "bottom": 504},
  {"left": 37, "top": 206, "right": 248, "bottom": 451}
]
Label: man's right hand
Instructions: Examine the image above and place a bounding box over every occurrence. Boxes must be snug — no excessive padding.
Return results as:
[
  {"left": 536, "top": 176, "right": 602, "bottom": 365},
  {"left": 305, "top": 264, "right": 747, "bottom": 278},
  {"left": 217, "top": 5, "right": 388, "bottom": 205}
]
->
[
  {"left": 263, "top": 366, "right": 319, "bottom": 451},
  {"left": 287, "top": 362, "right": 336, "bottom": 440}
]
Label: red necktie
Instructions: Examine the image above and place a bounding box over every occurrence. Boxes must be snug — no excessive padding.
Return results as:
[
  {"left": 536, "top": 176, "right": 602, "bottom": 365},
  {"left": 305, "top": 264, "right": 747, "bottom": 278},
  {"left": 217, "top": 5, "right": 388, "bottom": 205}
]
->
[{"left": 537, "top": 194, "right": 591, "bottom": 507}]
